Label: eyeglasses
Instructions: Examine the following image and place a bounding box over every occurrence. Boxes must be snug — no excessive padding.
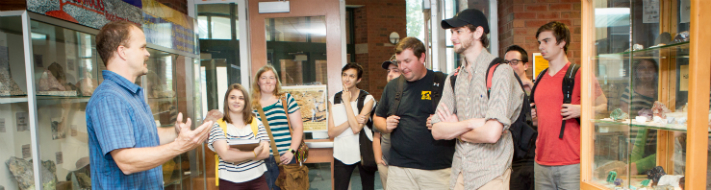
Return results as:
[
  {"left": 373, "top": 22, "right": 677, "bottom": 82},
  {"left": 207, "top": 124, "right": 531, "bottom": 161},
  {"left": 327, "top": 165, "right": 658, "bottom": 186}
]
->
[{"left": 505, "top": 59, "right": 521, "bottom": 65}]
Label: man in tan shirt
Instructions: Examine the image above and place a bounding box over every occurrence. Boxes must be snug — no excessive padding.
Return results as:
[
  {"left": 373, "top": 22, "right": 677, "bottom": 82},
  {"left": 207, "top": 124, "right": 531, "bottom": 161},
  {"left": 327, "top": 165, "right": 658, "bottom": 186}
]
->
[{"left": 431, "top": 8, "right": 525, "bottom": 190}]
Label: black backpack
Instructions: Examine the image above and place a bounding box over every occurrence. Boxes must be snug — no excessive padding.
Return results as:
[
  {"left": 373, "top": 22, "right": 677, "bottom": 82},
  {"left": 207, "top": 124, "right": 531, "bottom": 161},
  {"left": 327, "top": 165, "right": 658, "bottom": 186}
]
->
[
  {"left": 333, "top": 89, "right": 377, "bottom": 167},
  {"left": 450, "top": 58, "right": 536, "bottom": 160},
  {"left": 529, "top": 63, "right": 580, "bottom": 139},
  {"left": 389, "top": 71, "right": 447, "bottom": 115}
]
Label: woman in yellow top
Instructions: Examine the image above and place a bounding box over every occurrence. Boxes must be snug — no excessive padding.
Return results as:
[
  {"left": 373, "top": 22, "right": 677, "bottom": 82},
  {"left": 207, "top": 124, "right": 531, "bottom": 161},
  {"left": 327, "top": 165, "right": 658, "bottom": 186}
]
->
[{"left": 208, "top": 83, "right": 271, "bottom": 190}]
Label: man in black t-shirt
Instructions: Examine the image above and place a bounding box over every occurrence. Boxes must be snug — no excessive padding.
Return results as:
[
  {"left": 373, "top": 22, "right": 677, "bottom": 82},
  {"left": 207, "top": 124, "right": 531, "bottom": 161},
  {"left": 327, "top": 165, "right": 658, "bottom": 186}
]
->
[{"left": 373, "top": 37, "right": 455, "bottom": 189}]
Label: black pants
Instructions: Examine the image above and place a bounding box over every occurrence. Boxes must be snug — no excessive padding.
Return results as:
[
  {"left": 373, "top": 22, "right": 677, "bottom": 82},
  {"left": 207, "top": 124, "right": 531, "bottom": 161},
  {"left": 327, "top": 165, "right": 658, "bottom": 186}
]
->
[
  {"left": 511, "top": 164, "right": 535, "bottom": 190},
  {"left": 333, "top": 159, "right": 377, "bottom": 190}
]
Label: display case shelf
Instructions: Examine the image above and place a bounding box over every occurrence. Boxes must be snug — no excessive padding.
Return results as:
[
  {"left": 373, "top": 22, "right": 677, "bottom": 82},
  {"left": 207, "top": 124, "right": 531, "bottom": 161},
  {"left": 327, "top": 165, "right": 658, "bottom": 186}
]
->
[
  {"left": 597, "top": 42, "right": 689, "bottom": 59},
  {"left": 35, "top": 96, "right": 91, "bottom": 104},
  {"left": 0, "top": 96, "right": 28, "bottom": 104},
  {"left": 592, "top": 119, "right": 710, "bottom": 133}
]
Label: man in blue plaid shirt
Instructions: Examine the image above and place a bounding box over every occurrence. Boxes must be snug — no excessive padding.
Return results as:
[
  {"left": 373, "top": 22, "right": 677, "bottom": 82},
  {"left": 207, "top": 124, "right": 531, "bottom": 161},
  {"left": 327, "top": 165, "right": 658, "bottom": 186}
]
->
[{"left": 86, "top": 21, "right": 213, "bottom": 190}]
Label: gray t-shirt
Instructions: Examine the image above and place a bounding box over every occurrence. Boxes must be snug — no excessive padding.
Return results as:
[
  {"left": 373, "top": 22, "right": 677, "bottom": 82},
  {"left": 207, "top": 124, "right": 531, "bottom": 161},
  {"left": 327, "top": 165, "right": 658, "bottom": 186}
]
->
[{"left": 375, "top": 128, "right": 391, "bottom": 164}]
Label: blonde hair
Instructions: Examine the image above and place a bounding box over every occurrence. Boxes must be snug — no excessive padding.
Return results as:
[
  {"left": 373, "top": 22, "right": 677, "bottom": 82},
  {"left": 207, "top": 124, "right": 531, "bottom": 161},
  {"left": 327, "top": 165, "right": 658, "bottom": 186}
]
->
[
  {"left": 222, "top": 83, "right": 254, "bottom": 124},
  {"left": 251, "top": 65, "right": 284, "bottom": 109}
]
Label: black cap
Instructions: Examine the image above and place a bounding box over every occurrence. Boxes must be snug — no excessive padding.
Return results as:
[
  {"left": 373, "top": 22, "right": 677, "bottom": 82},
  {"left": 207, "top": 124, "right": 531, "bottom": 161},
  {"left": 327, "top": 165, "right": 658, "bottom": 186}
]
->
[
  {"left": 441, "top": 9, "right": 489, "bottom": 33},
  {"left": 381, "top": 54, "right": 398, "bottom": 70}
]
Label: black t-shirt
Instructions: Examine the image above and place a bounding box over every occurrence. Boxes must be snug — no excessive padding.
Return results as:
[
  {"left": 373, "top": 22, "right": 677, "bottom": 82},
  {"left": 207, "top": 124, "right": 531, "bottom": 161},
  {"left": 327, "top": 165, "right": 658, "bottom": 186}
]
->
[{"left": 375, "top": 70, "right": 455, "bottom": 170}]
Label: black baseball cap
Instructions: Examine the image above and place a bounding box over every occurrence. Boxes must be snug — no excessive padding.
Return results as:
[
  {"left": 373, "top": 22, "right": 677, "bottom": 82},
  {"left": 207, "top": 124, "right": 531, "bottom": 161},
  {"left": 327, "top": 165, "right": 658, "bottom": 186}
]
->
[
  {"left": 441, "top": 8, "right": 489, "bottom": 33},
  {"left": 381, "top": 54, "right": 398, "bottom": 70}
]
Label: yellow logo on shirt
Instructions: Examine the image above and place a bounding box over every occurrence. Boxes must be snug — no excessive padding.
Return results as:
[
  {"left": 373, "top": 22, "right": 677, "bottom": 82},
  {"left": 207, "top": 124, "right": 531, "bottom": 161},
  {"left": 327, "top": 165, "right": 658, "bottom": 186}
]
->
[{"left": 422, "top": 91, "right": 431, "bottom": 100}]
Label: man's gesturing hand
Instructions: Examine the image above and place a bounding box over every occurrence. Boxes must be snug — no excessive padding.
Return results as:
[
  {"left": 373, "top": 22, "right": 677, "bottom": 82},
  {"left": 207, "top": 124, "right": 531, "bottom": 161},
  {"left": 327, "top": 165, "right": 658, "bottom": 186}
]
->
[{"left": 174, "top": 112, "right": 213, "bottom": 152}]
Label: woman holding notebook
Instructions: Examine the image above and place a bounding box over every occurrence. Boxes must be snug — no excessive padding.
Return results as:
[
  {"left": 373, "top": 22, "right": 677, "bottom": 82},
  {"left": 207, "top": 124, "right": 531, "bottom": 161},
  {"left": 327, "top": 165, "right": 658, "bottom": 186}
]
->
[
  {"left": 207, "top": 83, "right": 270, "bottom": 190},
  {"left": 327, "top": 63, "right": 377, "bottom": 190}
]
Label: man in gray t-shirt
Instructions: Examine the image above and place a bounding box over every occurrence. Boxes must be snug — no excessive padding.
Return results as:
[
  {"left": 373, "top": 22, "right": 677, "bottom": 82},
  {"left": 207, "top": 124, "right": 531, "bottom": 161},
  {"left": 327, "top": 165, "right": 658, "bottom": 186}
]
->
[{"left": 373, "top": 54, "right": 400, "bottom": 189}]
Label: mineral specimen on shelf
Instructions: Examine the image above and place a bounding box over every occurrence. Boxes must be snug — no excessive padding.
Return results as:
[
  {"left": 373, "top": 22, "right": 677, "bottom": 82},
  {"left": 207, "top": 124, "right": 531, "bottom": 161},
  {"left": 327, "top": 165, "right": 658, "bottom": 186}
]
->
[
  {"left": 657, "top": 175, "right": 684, "bottom": 188},
  {"left": 614, "top": 178, "right": 622, "bottom": 186},
  {"left": 610, "top": 108, "right": 629, "bottom": 121},
  {"left": 652, "top": 101, "right": 671, "bottom": 119},
  {"left": 66, "top": 157, "right": 91, "bottom": 189},
  {"left": 0, "top": 68, "right": 26, "bottom": 96},
  {"left": 38, "top": 69, "right": 66, "bottom": 91},
  {"left": 667, "top": 116, "right": 676, "bottom": 124},
  {"left": 677, "top": 117, "right": 687, "bottom": 124},
  {"left": 6, "top": 157, "right": 34, "bottom": 190},
  {"left": 638, "top": 108, "right": 653, "bottom": 119},
  {"left": 674, "top": 31, "right": 690, "bottom": 43},
  {"left": 76, "top": 77, "right": 98, "bottom": 96},
  {"left": 647, "top": 166, "right": 666, "bottom": 183},
  {"left": 595, "top": 160, "right": 627, "bottom": 180},
  {"left": 5, "top": 157, "right": 59, "bottom": 190},
  {"left": 653, "top": 116, "right": 664, "bottom": 124}
]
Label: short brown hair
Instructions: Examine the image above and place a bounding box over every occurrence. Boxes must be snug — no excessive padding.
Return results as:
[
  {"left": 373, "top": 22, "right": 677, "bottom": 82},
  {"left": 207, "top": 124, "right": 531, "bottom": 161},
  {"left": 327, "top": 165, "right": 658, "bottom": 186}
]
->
[
  {"left": 463, "top": 24, "right": 489, "bottom": 48},
  {"left": 96, "top": 21, "right": 140, "bottom": 66},
  {"left": 395, "top": 37, "right": 426, "bottom": 59},
  {"left": 223, "top": 83, "right": 254, "bottom": 125},
  {"left": 536, "top": 21, "right": 570, "bottom": 53}
]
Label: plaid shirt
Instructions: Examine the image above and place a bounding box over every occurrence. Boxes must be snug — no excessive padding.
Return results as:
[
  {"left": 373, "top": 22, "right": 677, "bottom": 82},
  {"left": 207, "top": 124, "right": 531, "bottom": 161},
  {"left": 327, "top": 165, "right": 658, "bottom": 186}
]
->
[
  {"left": 432, "top": 49, "right": 524, "bottom": 189},
  {"left": 86, "top": 71, "right": 163, "bottom": 190}
]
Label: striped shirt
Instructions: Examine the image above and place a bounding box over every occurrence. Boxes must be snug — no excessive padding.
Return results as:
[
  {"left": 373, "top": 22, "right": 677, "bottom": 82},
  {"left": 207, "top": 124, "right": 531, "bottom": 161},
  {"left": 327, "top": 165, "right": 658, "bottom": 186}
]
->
[
  {"left": 207, "top": 120, "right": 268, "bottom": 183},
  {"left": 431, "top": 49, "right": 524, "bottom": 190},
  {"left": 254, "top": 93, "right": 300, "bottom": 154},
  {"left": 621, "top": 87, "right": 657, "bottom": 157}
]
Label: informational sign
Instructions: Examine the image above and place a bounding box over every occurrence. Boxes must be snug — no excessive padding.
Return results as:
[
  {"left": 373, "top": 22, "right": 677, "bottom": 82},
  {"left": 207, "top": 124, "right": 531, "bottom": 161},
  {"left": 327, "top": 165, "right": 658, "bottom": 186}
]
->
[
  {"left": 680, "top": 0, "right": 690, "bottom": 23},
  {"left": 281, "top": 85, "right": 328, "bottom": 132},
  {"left": 532, "top": 53, "right": 549, "bottom": 80},
  {"left": 680, "top": 65, "right": 689, "bottom": 91},
  {"left": 0, "top": 118, "right": 5, "bottom": 133},
  {"left": 26, "top": 0, "right": 198, "bottom": 55},
  {"left": 643, "top": 0, "right": 660, "bottom": 23}
]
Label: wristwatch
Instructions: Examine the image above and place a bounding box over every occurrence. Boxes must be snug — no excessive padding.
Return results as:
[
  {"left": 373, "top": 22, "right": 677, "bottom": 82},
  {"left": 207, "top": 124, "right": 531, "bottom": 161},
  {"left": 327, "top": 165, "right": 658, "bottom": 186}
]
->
[{"left": 288, "top": 148, "right": 296, "bottom": 154}]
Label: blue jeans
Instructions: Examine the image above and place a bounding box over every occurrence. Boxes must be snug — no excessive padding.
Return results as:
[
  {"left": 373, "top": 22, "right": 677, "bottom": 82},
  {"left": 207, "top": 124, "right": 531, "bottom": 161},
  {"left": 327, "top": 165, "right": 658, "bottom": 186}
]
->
[{"left": 265, "top": 154, "right": 297, "bottom": 190}]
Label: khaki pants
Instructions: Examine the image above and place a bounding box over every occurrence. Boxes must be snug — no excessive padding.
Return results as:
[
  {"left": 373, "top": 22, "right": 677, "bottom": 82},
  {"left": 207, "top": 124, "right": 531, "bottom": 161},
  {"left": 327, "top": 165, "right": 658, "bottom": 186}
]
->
[
  {"left": 454, "top": 168, "right": 511, "bottom": 190},
  {"left": 377, "top": 163, "right": 388, "bottom": 189},
  {"left": 386, "top": 166, "right": 450, "bottom": 190}
]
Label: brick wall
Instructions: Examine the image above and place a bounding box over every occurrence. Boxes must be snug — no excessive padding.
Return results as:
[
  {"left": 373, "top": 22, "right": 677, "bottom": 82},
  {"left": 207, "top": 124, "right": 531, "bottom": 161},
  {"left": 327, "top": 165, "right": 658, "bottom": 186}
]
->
[
  {"left": 347, "top": 0, "right": 407, "bottom": 100},
  {"left": 498, "top": 0, "right": 581, "bottom": 79},
  {"left": 155, "top": 0, "right": 188, "bottom": 15}
]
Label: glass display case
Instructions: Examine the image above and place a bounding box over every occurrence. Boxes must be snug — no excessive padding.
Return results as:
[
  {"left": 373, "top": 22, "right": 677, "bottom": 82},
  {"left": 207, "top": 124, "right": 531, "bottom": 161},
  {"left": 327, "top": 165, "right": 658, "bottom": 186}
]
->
[
  {"left": 0, "top": 14, "right": 34, "bottom": 190},
  {"left": 0, "top": 11, "right": 206, "bottom": 189},
  {"left": 582, "top": 0, "right": 709, "bottom": 189}
]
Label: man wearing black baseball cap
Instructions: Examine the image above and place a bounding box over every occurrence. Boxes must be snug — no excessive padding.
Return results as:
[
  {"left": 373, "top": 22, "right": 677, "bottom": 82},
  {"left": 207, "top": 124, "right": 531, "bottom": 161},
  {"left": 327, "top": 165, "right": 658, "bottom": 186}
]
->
[
  {"left": 432, "top": 8, "right": 524, "bottom": 190},
  {"left": 371, "top": 54, "right": 400, "bottom": 189},
  {"left": 381, "top": 54, "right": 401, "bottom": 82}
]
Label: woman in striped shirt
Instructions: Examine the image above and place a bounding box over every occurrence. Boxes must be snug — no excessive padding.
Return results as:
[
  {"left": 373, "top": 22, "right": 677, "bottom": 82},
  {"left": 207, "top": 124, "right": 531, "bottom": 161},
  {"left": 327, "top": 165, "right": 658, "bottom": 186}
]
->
[
  {"left": 620, "top": 59, "right": 658, "bottom": 175},
  {"left": 251, "top": 65, "right": 304, "bottom": 190},
  {"left": 208, "top": 83, "right": 271, "bottom": 190}
]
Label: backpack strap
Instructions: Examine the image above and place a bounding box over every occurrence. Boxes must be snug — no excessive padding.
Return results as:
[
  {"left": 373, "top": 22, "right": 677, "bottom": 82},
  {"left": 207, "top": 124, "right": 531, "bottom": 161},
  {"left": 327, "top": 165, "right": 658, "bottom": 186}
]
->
[
  {"left": 215, "top": 119, "right": 228, "bottom": 186},
  {"left": 558, "top": 63, "right": 580, "bottom": 139},
  {"left": 257, "top": 105, "right": 282, "bottom": 163},
  {"left": 485, "top": 58, "right": 506, "bottom": 97},
  {"left": 432, "top": 72, "right": 447, "bottom": 110},
  {"left": 356, "top": 89, "right": 370, "bottom": 112},
  {"left": 390, "top": 76, "right": 406, "bottom": 116},
  {"left": 333, "top": 91, "right": 343, "bottom": 105},
  {"left": 529, "top": 68, "right": 549, "bottom": 103},
  {"left": 250, "top": 117, "right": 260, "bottom": 136}
]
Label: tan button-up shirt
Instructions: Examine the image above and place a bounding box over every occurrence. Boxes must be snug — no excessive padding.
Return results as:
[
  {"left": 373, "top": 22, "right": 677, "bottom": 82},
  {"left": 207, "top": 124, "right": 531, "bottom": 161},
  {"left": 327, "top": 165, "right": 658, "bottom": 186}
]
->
[{"left": 432, "top": 49, "right": 524, "bottom": 190}]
